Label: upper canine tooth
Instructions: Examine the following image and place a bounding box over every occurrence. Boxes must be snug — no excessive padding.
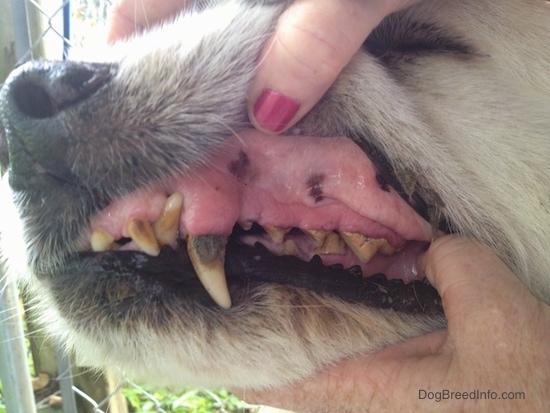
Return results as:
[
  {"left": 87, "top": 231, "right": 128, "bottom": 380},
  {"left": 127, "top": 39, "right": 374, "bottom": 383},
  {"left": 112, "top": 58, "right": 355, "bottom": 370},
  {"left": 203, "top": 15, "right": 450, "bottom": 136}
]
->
[
  {"left": 263, "top": 225, "right": 289, "bottom": 244},
  {"left": 313, "top": 232, "right": 347, "bottom": 255},
  {"left": 127, "top": 218, "right": 161, "bottom": 256},
  {"left": 187, "top": 234, "right": 231, "bottom": 309},
  {"left": 340, "top": 232, "right": 393, "bottom": 263},
  {"left": 304, "top": 229, "right": 329, "bottom": 247},
  {"left": 91, "top": 228, "right": 114, "bottom": 252},
  {"left": 153, "top": 193, "right": 183, "bottom": 247}
]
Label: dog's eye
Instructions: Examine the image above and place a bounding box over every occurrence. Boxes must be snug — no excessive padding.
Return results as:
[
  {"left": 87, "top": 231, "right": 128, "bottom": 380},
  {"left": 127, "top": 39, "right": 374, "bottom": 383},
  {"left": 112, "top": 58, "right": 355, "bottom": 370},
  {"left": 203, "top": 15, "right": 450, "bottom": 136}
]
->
[{"left": 364, "top": 17, "right": 474, "bottom": 58}]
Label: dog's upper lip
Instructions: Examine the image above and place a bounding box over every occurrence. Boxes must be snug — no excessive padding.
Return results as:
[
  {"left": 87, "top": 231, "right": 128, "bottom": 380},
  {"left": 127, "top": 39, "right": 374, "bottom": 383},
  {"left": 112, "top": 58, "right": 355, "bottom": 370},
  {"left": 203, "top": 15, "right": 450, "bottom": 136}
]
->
[{"left": 90, "top": 129, "right": 433, "bottom": 244}]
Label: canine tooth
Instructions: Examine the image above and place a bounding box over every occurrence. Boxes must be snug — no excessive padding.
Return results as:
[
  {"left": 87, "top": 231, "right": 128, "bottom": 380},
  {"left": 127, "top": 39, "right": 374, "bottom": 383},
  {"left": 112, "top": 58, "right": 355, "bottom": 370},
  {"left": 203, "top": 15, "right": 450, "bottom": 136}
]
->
[
  {"left": 264, "top": 225, "right": 289, "bottom": 244},
  {"left": 153, "top": 193, "right": 183, "bottom": 247},
  {"left": 127, "top": 218, "right": 161, "bottom": 256},
  {"left": 303, "top": 229, "right": 329, "bottom": 247},
  {"left": 313, "top": 232, "right": 347, "bottom": 255},
  {"left": 187, "top": 234, "right": 231, "bottom": 309},
  {"left": 340, "top": 232, "right": 392, "bottom": 263},
  {"left": 91, "top": 228, "right": 115, "bottom": 252}
]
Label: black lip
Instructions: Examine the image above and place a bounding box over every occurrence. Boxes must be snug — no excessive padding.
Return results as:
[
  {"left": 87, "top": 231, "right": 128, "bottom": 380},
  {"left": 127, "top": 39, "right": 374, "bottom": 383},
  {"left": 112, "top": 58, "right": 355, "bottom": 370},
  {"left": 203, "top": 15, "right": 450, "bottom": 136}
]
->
[{"left": 64, "top": 239, "right": 443, "bottom": 314}]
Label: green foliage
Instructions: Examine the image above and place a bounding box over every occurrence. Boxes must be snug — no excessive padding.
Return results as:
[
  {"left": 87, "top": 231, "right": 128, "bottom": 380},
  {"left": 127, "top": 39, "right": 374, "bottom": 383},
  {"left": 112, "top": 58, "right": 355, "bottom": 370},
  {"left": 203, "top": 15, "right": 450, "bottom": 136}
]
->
[
  {"left": 122, "top": 386, "right": 257, "bottom": 413},
  {"left": 0, "top": 379, "right": 6, "bottom": 413}
]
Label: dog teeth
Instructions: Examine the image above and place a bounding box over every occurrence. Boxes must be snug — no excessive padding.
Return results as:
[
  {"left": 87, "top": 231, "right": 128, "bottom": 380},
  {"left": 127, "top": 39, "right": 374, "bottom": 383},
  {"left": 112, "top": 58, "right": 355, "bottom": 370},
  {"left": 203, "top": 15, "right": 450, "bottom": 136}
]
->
[
  {"left": 313, "top": 232, "right": 347, "bottom": 255},
  {"left": 340, "top": 232, "right": 395, "bottom": 263},
  {"left": 303, "top": 229, "right": 329, "bottom": 247},
  {"left": 127, "top": 218, "right": 161, "bottom": 256},
  {"left": 90, "top": 228, "right": 115, "bottom": 252},
  {"left": 187, "top": 234, "right": 231, "bottom": 309},
  {"left": 239, "top": 221, "right": 253, "bottom": 231},
  {"left": 264, "top": 225, "right": 290, "bottom": 244},
  {"left": 153, "top": 193, "right": 183, "bottom": 247}
]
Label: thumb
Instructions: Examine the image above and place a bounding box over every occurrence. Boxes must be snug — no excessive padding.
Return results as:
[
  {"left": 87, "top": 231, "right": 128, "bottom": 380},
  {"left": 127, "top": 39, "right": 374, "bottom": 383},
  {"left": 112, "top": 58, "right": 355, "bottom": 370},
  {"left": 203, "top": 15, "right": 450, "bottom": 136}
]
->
[
  {"left": 417, "top": 235, "right": 530, "bottom": 329},
  {"left": 248, "top": 0, "right": 392, "bottom": 133}
]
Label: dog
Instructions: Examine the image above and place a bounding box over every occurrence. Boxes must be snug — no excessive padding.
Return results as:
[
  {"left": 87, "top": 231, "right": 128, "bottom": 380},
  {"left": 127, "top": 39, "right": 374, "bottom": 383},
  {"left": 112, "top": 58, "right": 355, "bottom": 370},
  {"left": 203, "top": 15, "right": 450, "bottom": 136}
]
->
[{"left": 1, "top": 0, "right": 549, "bottom": 392}]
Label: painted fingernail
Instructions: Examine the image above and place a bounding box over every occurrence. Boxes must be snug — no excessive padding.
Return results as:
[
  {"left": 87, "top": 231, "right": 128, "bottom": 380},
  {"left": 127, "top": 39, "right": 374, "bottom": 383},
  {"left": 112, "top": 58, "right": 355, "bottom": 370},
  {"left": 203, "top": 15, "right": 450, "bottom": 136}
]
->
[{"left": 253, "top": 89, "right": 300, "bottom": 133}]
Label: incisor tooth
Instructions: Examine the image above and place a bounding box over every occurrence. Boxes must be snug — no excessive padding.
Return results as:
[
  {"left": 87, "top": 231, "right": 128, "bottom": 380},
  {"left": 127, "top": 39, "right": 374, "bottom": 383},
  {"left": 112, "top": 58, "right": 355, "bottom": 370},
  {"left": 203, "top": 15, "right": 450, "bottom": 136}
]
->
[
  {"left": 153, "top": 193, "right": 183, "bottom": 247},
  {"left": 304, "top": 229, "right": 329, "bottom": 247},
  {"left": 239, "top": 221, "right": 253, "bottom": 231},
  {"left": 340, "top": 232, "right": 394, "bottom": 263},
  {"left": 264, "top": 225, "right": 289, "bottom": 244},
  {"left": 313, "top": 232, "right": 347, "bottom": 255},
  {"left": 187, "top": 234, "right": 231, "bottom": 309},
  {"left": 91, "top": 228, "right": 114, "bottom": 252},
  {"left": 127, "top": 218, "right": 161, "bottom": 256}
]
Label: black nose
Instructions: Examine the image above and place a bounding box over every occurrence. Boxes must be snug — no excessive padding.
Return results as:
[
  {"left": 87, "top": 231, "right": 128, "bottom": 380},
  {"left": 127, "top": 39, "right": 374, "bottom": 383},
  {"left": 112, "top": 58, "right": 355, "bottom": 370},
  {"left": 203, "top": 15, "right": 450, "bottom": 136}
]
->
[{"left": 0, "top": 60, "right": 113, "bottom": 186}]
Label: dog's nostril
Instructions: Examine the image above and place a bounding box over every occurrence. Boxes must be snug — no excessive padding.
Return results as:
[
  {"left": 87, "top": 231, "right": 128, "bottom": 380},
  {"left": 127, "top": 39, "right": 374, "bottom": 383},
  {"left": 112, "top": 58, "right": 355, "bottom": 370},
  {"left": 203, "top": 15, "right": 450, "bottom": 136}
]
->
[
  {"left": 8, "top": 61, "right": 113, "bottom": 120},
  {"left": 12, "top": 81, "right": 56, "bottom": 119}
]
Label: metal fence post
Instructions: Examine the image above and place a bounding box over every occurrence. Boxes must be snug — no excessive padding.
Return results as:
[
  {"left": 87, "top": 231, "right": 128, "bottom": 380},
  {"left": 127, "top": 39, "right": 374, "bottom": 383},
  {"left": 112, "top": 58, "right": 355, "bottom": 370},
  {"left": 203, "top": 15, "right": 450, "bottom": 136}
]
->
[{"left": 0, "top": 271, "right": 37, "bottom": 413}]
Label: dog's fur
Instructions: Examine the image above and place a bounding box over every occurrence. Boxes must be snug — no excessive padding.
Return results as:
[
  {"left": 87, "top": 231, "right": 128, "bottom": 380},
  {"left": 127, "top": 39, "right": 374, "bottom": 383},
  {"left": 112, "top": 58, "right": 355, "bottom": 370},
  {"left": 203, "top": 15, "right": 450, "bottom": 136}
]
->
[{"left": 1, "top": 0, "right": 550, "bottom": 391}]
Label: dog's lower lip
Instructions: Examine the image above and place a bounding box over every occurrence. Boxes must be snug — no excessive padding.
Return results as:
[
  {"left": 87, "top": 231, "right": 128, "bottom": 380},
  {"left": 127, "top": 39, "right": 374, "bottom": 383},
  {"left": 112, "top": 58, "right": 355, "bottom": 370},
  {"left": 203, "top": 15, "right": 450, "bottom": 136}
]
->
[{"left": 75, "top": 238, "right": 442, "bottom": 314}]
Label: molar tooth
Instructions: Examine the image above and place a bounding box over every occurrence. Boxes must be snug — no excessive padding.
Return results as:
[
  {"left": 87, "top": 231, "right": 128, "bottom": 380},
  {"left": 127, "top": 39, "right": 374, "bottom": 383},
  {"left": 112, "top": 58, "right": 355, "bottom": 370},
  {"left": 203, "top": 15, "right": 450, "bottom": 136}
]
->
[
  {"left": 187, "top": 234, "right": 231, "bottom": 309},
  {"left": 303, "top": 229, "right": 329, "bottom": 247},
  {"left": 127, "top": 218, "right": 161, "bottom": 256},
  {"left": 378, "top": 239, "right": 397, "bottom": 256},
  {"left": 153, "top": 193, "right": 183, "bottom": 247},
  {"left": 313, "top": 232, "right": 347, "bottom": 255},
  {"left": 263, "top": 225, "right": 289, "bottom": 244},
  {"left": 340, "top": 232, "right": 392, "bottom": 263},
  {"left": 90, "top": 228, "right": 114, "bottom": 252},
  {"left": 282, "top": 239, "right": 299, "bottom": 256}
]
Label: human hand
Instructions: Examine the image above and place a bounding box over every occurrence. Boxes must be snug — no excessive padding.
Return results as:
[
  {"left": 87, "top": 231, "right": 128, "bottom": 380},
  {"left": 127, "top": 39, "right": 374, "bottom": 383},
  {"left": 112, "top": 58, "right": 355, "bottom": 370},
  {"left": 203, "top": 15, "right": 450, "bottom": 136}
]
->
[
  {"left": 248, "top": 0, "right": 422, "bottom": 133},
  {"left": 107, "top": 0, "right": 421, "bottom": 133},
  {"left": 235, "top": 235, "right": 550, "bottom": 412}
]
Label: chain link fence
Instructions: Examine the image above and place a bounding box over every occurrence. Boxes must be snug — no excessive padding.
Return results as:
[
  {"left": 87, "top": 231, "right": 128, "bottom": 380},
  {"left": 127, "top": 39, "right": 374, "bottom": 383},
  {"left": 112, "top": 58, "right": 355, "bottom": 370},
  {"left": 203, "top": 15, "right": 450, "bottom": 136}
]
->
[{"left": 0, "top": 1, "right": 276, "bottom": 412}]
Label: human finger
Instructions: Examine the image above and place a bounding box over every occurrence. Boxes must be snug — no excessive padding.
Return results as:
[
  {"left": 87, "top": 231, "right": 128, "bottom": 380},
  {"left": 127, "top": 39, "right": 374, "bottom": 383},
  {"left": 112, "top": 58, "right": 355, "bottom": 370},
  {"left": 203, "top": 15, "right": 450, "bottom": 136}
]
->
[{"left": 248, "top": 0, "right": 421, "bottom": 133}]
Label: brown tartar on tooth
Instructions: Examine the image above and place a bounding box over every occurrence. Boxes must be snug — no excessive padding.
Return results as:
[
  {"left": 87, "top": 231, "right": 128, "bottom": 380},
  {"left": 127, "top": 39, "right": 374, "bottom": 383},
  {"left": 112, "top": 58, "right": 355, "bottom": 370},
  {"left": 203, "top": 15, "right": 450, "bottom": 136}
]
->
[
  {"left": 187, "top": 234, "right": 232, "bottom": 309},
  {"left": 282, "top": 239, "right": 299, "bottom": 256},
  {"left": 90, "top": 228, "right": 115, "bottom": 252},
  {"left": 303, "top": 229, "right": 329, "bottom": 248},
  {"left": 152, "top": 193, "right": 184, "bottom": 247},
  {"left": 127, "top": 218, "right": 161, "bottom": 256},
  {"left": 313, "top": 232, "right": 347, "bottom": 255},
  {"left": 264, "top": 225, "right": 290, "bottom": 244},
  {"left": 340, "top": 232, "right": 396, "bottom": 263}
]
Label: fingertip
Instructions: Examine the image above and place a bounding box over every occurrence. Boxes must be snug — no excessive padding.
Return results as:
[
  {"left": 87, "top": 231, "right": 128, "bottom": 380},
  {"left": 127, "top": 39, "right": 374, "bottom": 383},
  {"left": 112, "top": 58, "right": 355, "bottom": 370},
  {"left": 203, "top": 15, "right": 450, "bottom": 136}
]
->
[{"left": 248, "top": 0, "right": 379, "bottom": 133}]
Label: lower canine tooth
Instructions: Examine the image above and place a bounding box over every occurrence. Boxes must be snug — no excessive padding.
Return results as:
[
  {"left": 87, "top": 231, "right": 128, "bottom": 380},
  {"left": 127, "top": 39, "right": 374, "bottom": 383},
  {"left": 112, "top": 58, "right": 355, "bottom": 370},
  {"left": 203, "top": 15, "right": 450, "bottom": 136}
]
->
[
  {"left": 340, "top": 232, "right": 392, "bottom": 263},
  {"left": 314, "top": 232, "right": 346, "bottom": 255},
  {"left": 153, "top": 193, "right": 183, "bottom": 247},
  {"left": 127, "top": 218, "right": 161, "bottom": 256},
  {"left": 91, "top": 228, "right": 114, "bottom": 252},
  {"left": 187, "top": 234, "right": 231, "bottom": 309}
]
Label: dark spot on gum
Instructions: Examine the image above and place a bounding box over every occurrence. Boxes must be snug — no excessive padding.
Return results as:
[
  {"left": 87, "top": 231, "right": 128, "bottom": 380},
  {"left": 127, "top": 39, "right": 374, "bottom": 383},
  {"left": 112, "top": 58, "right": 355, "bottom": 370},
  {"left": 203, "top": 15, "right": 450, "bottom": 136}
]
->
[
  {"left": 376, "top": 173, "right": 391, "bottom": 192},
  {"left": 307, "top": 174, "right": 325, "bottom": 203},
  {"left": 228, "top": 151, "right": 250, "bottom": 182}
]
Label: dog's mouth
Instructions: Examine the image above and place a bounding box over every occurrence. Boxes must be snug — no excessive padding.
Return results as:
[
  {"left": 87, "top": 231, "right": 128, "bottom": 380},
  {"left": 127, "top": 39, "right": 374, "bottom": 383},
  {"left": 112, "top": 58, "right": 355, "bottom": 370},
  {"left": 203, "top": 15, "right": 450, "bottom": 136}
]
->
[{"left": 80, "top": 130, "right": 442, "bottom": 313}]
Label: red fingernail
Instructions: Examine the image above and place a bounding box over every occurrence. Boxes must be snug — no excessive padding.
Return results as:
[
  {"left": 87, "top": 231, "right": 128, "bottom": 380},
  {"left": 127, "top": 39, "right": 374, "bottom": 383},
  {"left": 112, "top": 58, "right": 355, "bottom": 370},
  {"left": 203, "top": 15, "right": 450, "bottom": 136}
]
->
[{"left": 253, "top": 89, "right": 300, "bottom": 133}]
